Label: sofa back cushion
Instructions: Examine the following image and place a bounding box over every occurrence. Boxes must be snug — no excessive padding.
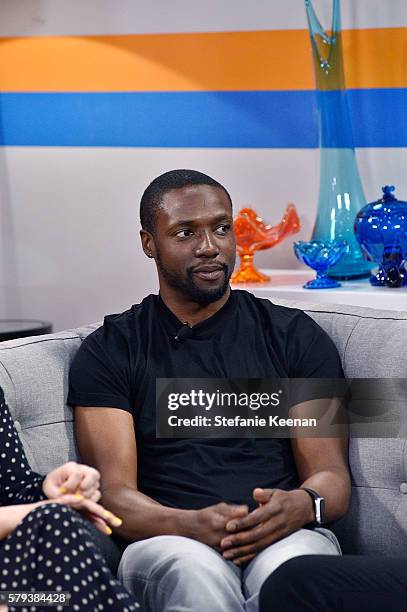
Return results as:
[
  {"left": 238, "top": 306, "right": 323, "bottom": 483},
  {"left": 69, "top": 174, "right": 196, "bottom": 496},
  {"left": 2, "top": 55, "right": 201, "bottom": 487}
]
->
[{"left": 0, "top": 326, "right": 97, "bottom": 473}]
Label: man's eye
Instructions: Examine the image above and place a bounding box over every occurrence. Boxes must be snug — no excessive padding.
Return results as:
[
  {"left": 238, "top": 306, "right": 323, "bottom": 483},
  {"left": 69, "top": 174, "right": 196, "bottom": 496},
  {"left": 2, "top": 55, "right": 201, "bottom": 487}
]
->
[
  {"left": 176, "top": 229, "right": 194, "bottom": 238},
  {"left": 215, "top": 224, "right": 232, "bottom": 235}
]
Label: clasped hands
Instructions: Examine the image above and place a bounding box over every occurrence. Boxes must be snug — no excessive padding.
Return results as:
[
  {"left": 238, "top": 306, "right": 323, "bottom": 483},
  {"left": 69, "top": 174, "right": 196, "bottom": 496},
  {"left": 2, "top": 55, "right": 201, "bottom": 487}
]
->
[
  {"left": 193, "top": 487, "right": 312, "bottom": 565},
  {"left": 42, "top": 461, "right": 122, "bottom": 535}
]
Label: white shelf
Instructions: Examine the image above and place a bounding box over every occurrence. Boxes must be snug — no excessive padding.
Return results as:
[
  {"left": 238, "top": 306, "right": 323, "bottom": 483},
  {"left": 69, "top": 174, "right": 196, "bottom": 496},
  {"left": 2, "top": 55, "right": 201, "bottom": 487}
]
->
[{"left": 232, "top": 269, "right": 407, "bottom": 312}]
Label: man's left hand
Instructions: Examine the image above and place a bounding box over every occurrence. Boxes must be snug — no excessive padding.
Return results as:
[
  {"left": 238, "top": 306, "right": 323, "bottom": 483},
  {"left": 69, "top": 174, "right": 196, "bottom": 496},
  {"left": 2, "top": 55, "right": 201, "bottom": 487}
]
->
[{"left": 220, "top": 487, "right": 313, "bottom": 565}]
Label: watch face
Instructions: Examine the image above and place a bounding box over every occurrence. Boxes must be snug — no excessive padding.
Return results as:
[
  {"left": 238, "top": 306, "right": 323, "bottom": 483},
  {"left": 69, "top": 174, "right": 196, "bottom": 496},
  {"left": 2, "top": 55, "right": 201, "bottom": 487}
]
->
[
  {"left": 317, "top": 497, "right": 326, "bottom": 524},
  {"left": 301, "top": 488, "right": 326, "bottom": 525}
]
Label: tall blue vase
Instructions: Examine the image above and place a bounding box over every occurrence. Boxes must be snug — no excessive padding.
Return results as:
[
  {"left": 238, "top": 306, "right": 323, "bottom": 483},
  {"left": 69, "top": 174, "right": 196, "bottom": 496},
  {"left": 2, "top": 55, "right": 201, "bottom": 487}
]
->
[{"left": 305, "top": 0, "right": 372, "bottom": 278}]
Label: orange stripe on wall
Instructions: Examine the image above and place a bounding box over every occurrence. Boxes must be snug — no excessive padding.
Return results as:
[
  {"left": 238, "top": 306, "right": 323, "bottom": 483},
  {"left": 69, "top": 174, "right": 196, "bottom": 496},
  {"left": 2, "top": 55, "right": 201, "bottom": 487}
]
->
[{"left": 0, "top": 28, "right": 405, "bottom": 92}]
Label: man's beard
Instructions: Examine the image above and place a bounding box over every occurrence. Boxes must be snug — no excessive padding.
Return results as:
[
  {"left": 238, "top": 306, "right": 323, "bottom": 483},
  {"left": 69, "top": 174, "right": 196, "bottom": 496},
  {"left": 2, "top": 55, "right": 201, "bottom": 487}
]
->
[{"left": 156, "top": 254, "right": 233, "bottom": 305}]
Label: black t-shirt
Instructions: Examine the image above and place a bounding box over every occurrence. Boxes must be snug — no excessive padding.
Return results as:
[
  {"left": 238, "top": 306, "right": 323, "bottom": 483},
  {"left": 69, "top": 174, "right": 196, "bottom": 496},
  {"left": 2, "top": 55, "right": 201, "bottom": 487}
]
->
[{"left": 68, "top": 289, "right": 343, "bottom": 511}]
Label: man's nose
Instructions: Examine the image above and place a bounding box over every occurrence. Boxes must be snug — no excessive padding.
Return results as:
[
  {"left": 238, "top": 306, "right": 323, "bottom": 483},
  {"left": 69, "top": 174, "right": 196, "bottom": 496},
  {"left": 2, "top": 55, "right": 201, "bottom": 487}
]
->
[{"left": 195, "top": 231, "right": 220, "bottom": 257}]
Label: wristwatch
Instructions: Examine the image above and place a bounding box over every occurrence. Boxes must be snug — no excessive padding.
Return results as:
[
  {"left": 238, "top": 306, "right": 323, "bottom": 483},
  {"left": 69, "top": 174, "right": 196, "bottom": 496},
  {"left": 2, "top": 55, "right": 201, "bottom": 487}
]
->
[{"left": 300, "top": 487, "right": 326, "bottom": 526}]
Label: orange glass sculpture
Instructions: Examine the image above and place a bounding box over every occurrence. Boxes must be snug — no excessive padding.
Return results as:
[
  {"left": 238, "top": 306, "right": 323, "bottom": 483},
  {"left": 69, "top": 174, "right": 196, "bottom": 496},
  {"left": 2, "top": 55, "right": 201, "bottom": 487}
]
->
[{"left": 231, "top": 204, "right": 301, "bottom": 283}]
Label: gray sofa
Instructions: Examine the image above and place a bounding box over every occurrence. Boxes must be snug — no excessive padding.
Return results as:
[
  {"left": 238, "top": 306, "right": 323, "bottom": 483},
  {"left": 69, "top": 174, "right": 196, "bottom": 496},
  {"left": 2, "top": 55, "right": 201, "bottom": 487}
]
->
[{"left": 1, "top": 298, "right": 406, "bottom": 557}]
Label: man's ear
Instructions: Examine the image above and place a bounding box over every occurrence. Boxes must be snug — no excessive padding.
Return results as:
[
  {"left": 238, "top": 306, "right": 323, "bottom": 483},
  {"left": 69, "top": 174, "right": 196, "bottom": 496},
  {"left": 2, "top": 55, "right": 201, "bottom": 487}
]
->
[{"left": 140, "top": 229, "right": 156, "bottom": 259}]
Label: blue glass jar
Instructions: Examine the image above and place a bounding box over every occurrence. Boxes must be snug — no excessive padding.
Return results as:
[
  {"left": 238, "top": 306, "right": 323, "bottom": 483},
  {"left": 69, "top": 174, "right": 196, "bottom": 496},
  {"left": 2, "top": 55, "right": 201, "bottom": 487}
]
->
[{"left": 354, "top": 186, "right": 407, "bottom": 287}]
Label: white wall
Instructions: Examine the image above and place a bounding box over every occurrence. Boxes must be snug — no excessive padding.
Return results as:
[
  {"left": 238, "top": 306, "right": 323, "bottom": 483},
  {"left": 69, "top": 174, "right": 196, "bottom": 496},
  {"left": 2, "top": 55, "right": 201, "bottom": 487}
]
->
[{"left": 1, "top": 0, "right": 406, "bottom": 35}]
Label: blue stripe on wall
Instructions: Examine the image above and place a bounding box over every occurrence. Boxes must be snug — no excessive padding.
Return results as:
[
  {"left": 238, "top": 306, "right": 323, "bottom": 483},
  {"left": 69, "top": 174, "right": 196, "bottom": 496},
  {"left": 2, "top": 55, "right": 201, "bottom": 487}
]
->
[{"left": 0, "top": 89, "right": 405, "bottom": 148}]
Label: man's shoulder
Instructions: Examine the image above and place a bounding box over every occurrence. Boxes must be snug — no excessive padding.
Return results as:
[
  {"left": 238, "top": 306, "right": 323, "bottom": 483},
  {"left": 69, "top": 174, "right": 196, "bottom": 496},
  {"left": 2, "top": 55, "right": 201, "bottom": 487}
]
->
[
  {"left": 85, "top": 293, "right": 158, "bottom": 345},
  {"left": 234, "top": 291, "right": 341, "bottom": 376},
  {"left": 68, "top": 297, "right": 160, "bottom": 410},
  {"left": 234, "top": 289, "right": 313, "bottom": 329}
]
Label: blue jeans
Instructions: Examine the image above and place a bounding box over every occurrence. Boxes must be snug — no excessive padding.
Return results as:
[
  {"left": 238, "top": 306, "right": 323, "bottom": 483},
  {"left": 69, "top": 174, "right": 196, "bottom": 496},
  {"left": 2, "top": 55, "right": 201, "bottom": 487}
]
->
[{"left": 118, "top": 528, "right": 340, "bottom": 612}]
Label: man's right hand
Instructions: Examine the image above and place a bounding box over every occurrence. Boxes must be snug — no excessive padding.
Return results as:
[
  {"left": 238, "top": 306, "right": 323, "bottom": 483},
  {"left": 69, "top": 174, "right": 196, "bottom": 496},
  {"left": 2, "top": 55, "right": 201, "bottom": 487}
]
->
[{"left": 186, "top": 502, "right": 249, "bottom": 550}]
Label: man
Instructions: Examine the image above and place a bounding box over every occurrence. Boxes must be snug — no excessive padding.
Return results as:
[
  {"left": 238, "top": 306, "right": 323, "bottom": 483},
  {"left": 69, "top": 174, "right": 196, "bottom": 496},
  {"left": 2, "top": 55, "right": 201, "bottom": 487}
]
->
[{"left": 68, "top": 169, "right": 350, "bottom": 612}]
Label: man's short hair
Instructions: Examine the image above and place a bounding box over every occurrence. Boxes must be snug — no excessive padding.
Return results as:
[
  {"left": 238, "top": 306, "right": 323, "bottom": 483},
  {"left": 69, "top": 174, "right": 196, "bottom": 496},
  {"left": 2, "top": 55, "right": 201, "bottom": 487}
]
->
[{"left": 140, "top": 169, "right": 232, "bottom": 235}]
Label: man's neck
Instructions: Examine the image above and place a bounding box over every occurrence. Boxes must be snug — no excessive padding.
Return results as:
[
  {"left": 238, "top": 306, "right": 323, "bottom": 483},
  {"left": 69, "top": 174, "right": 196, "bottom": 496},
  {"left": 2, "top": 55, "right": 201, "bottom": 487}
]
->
[{"left": 159, "top": 287, "right": 231, "bottom": 326}]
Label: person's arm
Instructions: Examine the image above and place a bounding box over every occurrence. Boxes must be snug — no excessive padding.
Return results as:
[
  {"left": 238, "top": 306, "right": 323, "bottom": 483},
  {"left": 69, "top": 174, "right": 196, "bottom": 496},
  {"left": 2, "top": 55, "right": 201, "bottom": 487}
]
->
[
  {"left": 219, "top": 312, "right": 350, "bottom": 564},
  {"left": 0, "top": 496, "right": 126, "bottom": 541},
  {"left": 291, "top": 428, "right": 350, "bottom": 522},
  {"left": 74, "top": 406, "right": 248, "bottom": 545},
  {"left": 74, "top": 405, "right": 186, "bottom": 539}
]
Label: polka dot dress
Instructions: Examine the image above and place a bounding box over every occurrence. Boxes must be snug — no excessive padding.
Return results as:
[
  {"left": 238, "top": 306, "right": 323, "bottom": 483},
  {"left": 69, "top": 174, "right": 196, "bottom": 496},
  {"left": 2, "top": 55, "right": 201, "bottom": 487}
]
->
[
  {"left": 0, "top": 392, "right": 46, "bottom": 505},
  {"left": 0, "top": 390, "right": 141, "bottom": 611}
]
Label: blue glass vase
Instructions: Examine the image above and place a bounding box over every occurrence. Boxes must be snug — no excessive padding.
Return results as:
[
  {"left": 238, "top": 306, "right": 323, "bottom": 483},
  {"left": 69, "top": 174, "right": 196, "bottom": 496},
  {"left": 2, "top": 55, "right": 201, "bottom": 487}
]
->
[
  {"left": 354, "top": 185, "right": 407, "bottom": 288},
  {"left": 305, "top": 0, "right": 372, "bottom": 279}
]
